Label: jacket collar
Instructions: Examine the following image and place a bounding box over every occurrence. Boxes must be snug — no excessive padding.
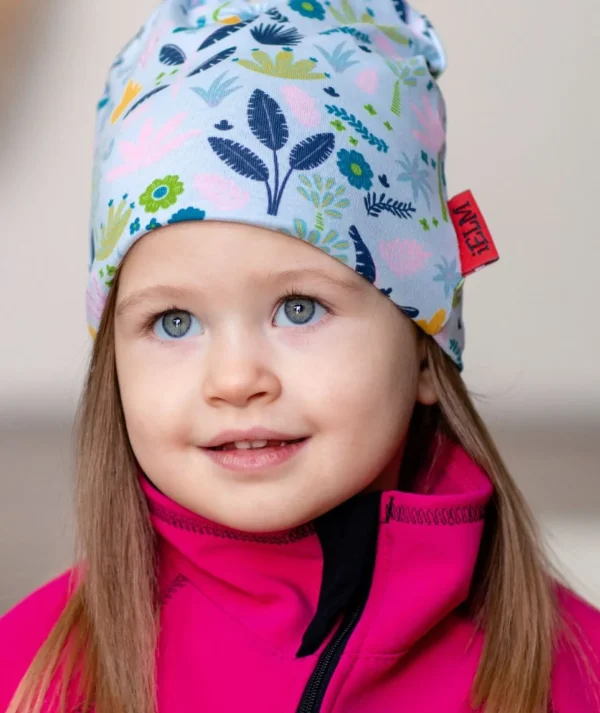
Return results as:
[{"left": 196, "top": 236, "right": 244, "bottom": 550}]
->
[{"left": 139, "top": 437, "right": 494, "bottom": 657}]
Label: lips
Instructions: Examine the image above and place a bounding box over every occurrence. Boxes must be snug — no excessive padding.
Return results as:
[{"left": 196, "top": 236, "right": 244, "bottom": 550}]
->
[
  {"left": 203, "top": 428, "right": 309, "bottom": 449},
  {"left": 202, "top": 437, "right": 310, "bottom": 473},
  {"left": 210, "top": 438, "right": 307, "bottom": 451}
]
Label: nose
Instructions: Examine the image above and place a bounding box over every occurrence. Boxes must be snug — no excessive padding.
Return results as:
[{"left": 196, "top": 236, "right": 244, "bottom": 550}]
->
[{"left": 202, "top": 329, "right": 281, "bottom": 408}]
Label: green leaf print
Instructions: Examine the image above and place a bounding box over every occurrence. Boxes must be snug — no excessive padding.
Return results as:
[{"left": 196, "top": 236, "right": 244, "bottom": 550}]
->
[
  {"left": 377, "top": 24, "right": 410, "bottom": 46},
  {"left": 289, "top": 218, "right": 350, "bottom": 261},
  {"left": 95, "top": 196, "right": 133, "bottom": 261},
  {"left": 387, "top": 60, "right": 425, "bottom": 118},
  {"left": 236, "top": 49, "right": 327, "bottom": 80},
  {"left": 391, "top": 80, "right": 401, "bottom": 116},
  {"left": 296, "top": 173, "right": 350, "bottom": 222},
  {"left": 327, "top": 0, "right": 360, "bottom": 24}
]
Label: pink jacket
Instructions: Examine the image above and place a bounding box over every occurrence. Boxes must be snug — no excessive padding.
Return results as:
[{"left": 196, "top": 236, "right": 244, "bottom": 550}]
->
[{"left": 1, "top": 442, "right": 599, "bottom": 712}]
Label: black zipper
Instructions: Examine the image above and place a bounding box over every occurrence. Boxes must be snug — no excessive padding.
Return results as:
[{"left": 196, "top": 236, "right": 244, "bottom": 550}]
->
[
  {"left": 296, "top": 598, "right": 365, "bottom": 713},
  {"left": 295, "top": 491, "right": 382, "bottom": 713}
]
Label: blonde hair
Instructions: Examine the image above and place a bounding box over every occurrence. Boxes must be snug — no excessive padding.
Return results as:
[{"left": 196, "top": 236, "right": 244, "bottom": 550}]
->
[{"left": 6, "top": 264, "right": 595, "bottom": 713}]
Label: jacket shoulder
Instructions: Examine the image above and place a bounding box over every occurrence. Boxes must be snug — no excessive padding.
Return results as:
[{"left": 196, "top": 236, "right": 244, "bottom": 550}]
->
[
  {"left": 552, "top": 584, "right": 600, "bottom": 712},
  {"left": 0, "top": 569, "right": 77, "bottom": 711}
]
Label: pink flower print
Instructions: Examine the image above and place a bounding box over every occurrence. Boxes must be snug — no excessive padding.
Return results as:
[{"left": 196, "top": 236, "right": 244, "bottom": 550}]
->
[
  {"left": 410, "top": 95, "right": 445, "bottom": 154},
  {"left": 167, "top": 51, "right": 204, "bottom": 99},
  {"left": 139, "top": 20, "right": 171, "bottom": 69},
  {"left": 378, "top": 239, "right": 432, "bottom": 277},
  {"left": 354, "top": 69, "right": 379, "bottom": 95},
  {"left": 169, "top": 55, "right": 198, "bottom": 98},
  {"left": 86, "top": 272, "right": 108, "bottom": 327},
  {"left": 280, "top": 85, "right": 321, "bottom": 128},
  {"left": 373, "top": 32, "right": 404, "bottom": 60},
  {"left": 106, "top": 113, "right": 202, "bottom": 182},
  {"left": 170, "top": 68, "right": 188, "bottom": 98},
  {"left": 193, "top": 174, "right": 250, "bottom": 212}
]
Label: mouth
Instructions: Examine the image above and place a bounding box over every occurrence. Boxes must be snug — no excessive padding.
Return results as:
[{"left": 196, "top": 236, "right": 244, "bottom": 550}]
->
[
  {"left": 202, "top": 437, "right": 311, "bottom": 474},
  {"left": 207, "top": 437, "right": 308, "bottom": 452}
]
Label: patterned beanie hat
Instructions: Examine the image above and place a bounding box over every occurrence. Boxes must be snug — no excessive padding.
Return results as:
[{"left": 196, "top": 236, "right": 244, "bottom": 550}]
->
[{"left": 87, "top": 0, "right": 500, "bottom": 369}]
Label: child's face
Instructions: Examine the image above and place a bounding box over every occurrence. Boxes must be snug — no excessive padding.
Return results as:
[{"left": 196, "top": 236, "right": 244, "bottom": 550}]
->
[{"left": 114, "top": 221, "right": 437, "bottom": 532}]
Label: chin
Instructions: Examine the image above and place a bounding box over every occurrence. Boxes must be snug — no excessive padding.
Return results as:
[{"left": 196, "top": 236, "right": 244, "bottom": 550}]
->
[
  {"left": 208, "top": 487, "right": 348, "bottom": 534},
  {"left": 201, "top": 495, "right": 320, "bottom": 533},
  {"left": 221, "top": 508, "right": 313, "bottom": 534}
]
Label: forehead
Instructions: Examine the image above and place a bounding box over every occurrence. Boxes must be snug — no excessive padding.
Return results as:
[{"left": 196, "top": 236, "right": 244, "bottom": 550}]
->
[{"left": 115, "top": 220, "right": 367, "bottom": 308}]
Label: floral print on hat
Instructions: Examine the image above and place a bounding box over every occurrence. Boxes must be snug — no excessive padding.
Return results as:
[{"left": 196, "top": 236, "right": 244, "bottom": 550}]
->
[{"left": 86, "top": 0, "right": 497, "bottom": 369}]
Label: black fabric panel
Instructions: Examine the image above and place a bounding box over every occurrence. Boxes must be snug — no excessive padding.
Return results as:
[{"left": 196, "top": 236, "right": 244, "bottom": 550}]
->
[{"left": 297, "top": 491, "right": 382, "bottom": 657}]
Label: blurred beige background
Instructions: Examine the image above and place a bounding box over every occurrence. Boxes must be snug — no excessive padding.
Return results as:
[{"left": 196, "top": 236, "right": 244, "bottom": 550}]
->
[{"left": 1, "top": 0, "right": 598, "bottom": 615}]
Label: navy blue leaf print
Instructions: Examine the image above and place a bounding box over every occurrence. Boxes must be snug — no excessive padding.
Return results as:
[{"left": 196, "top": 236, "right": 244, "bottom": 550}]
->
[
  {"left": 248, "top": 89, "right": 288, "bottom": 152},
  {"left": 348, "top": 225, "right": 376, "bottom": 284},
  {"left": 122, "top": 85, "right": 169, "bottom": 120},
  {"left": 364, "top": 192, "right": 416, "bottom": 219},
  {"left": 392, "top": 0, "right": 408, "bottom": 22},
  {"left": 208, "top": 137, "right": 269, "bottom": 182},
  {"left": 159, "top": 43, "right": 187, "bottom": 65},
  {"left": 197, "top": 21, "right": 252, "bottom": 50},
  {"left": 323, "top": 86, "right": 340, "bottom": 97},
  {"left": 210, "top": 92, "right": 334, "bottom": 216},
  {"left": 289, "top": 133, "right": 335, "bottom": 171},
  {"left": 400, "top": 305, "right": 420, "bottom": 318},
  {"left": 187, "top": 47, "right": 237, "bottom": 77},
  {"left": 214, "top": 119, "right": 234, "bottom": 130},
  {"left": 250, "top": 23, "right": 303, "bottom": 45},
  {"left": 266, "top": 7, "right": 289, "bottom": 22}
]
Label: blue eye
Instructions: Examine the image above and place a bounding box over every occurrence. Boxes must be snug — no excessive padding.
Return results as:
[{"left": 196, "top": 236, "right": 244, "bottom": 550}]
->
[
  {"left": 149, "top": 293, "right": 330, "bottom": 342},
  {"left": 274, "top": 295, "right": 328, "bottom": 328},
  {"left": 153, "top": 310, "right": 202, "bottom": 340}
]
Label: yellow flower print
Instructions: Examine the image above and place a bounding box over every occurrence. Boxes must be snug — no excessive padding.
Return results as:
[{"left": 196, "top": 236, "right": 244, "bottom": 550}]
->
[
  {"left": 88, "top": 325, "right": 97, "bottom": 339},
  {"left": 416, "top": 308, "right": 447, "bottom": 335},
  {"left": 111, "top": 79, "right": 142, "bottom": 124},
  {"left": 95, "top": 195, "right": 133, "bottom": 261},
  {"left": 212, "top": 1, "right": 242, "bottom": 24}
]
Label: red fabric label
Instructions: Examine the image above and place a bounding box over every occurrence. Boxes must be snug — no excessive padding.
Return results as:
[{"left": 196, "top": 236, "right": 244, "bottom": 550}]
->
[{"left": 448, "top": 190, "right": 499, "bottom": 276}]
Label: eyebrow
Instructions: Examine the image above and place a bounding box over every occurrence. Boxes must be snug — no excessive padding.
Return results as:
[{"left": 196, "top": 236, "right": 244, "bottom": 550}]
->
[{"left": 115, "top": 267, "right": 364, "bottom": 317}]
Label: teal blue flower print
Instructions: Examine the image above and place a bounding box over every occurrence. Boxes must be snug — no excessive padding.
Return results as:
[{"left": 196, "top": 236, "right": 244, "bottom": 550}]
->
[
  {"left": 336, "top": 149, "right": 373, "bottom": 190},
  {"left": 146, "top": 218, "right": 162, "bottom": 230},
  {"left": 396, "top": 152, "right": 433, "bottom": 209},
  {"left": 129, "top": 217, "right": 141, "bottom": 235},
  {"left": 433, "top": 257, "right": 462, "bottom": 298},
  {"left": 289, "top": 0, "right": 326, "bottom": 20},
  {"left": 168, "top": 207, "right": 206, "bottom": 223}
]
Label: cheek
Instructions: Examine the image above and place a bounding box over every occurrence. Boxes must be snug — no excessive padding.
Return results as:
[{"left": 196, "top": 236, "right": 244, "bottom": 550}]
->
[
  {"left": 299, "top": 323, "right": 419, "bottom": 437},
  {"left": 115, "top": 345, "right": 198, "bottom": 450}
]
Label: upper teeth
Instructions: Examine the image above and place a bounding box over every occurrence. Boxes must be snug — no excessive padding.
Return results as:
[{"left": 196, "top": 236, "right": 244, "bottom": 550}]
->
[
  {"left": 234, "top": 440, "right": 270, "bottom": 449},
  {"left": 229, "top": 440, "right": 287, "bottom": 450}
]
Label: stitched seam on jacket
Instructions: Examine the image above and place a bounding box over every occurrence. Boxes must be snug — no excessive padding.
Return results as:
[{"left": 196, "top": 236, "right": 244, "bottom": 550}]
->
[
  {"left": 382, "top": 499, "right": 487, "bottom": 526},
  {"left": 148, "top": 500, "right": 316, "bottom": 543}
]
